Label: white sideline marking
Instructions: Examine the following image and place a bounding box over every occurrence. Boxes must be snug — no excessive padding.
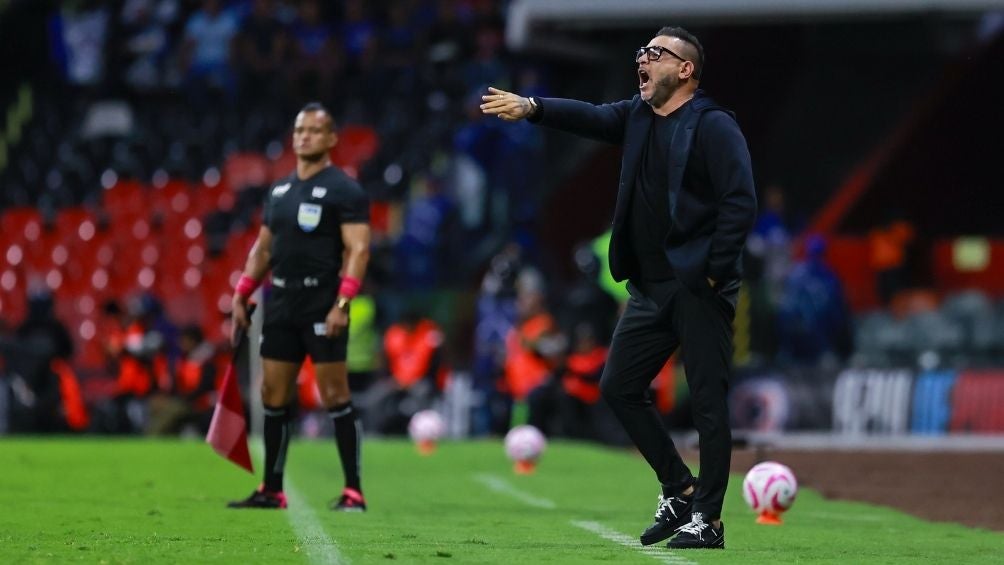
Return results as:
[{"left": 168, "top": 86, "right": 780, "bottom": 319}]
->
[
  {"left": 472, "top": 473, "right": 557, "bottom": 509},
  {"left": 472, "top": 473, "right": 694, "bottom": 562},
  {"left": 252, "top": 444, "right": 348, "bottom": 564},
  {"left": 571, "top": 521, "right": 698, "bottom": 565}
]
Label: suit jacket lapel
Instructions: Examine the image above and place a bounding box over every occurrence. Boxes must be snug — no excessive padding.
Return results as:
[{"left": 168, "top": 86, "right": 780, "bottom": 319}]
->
[
  {"left": 612, "top": 106, "right": 651, "bottom": 227},
  {"left": 667, "top": 97, "right": 703, "bottom": 217}
]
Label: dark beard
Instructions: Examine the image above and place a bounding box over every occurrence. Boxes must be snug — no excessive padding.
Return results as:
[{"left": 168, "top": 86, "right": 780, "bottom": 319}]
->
[
  {"left": 646, "top": 75, "right": 678, "bottom": 108},
  {"left": 298, "top": 150, "right": 327, "bottom": 163}
]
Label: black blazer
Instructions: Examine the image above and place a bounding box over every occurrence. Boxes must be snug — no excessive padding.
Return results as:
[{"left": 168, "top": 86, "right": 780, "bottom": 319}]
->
[{"left": 531, "top": 90, "right": 757, "bottom": 292}]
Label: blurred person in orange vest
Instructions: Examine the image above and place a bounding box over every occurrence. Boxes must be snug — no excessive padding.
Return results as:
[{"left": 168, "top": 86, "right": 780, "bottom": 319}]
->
[
  {"left": 501, "top": 268, "right": 564, "bottom": 427},
  {"left": 106, "top": 296, "right": 169, "bottom": 433},
  {"left": 147, "top": 325, "right": 219, "bottom": 435},
  {"left": 366, "top": 310, "right": 447, "bottom": 435},
  {"left": 12, "top": 290, "right": 88, "bottom": 432},
  {"left": 527, "top": 322, "right": 607, "bottom": 440},
  {"left": 869, "top": 213, "right": 916, "bottom": 305}
]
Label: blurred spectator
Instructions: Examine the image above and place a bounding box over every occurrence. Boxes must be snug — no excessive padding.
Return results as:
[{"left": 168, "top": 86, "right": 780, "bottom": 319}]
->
[
  {"left": 179, "top": 0, "right": 239, "bottom": 106},
  {"left": 117, "top": 0, "right": 179, "bottom": 91},
  {"left": 147, "top": 325, "right": 218, "bottom": 435},
  {"left": 869, "top": 213, "right": 917, "bottom": 305},
  {"left": 471, "top": 244, "right": 520, "bottom": 434},
  {"left": 501, "top": 267, "right": 563, "bottom": 426},
  {"left": 590, "top": 229, "right": 629, "bottom": 304},
  {"left": 365, "top": 311, "right": 446, "bottom": 435},
  {"left": 394, "top": 175, "right": 457, "bottom": 289},
  {"left": 49, "top": 0, "right": 112, "bottom": 88},
  {"left": 776, "top": 235, "right": 853, "bottom": 366},
  {"left": 6, "top": 291, "right": 87, "bottom": 433},
  {"left": 559, "top": 243, "right": 619, "bottom": 344},
  {"left": 234, "top": 0, "right": 287, "bottom": 107},
  {"left": 339, "top": 0, "right": 377, "bottom": 74},
  {"left": 464, "top": 24, "right": 506, "bottom": 93},
  {"left": 17, "top": 291, "right": 74, "bottom": 364},
  {"left": 106, "top": 297, "right": 169, "bottom": 433},
  {"left": 527, "top": 322, "right": 607, "bottom": 440},
  {"left": 382, "top": 0, "right": 422, "bottom": 71},
  {"left": 748, "top": 184, "right": 793, "bottom": 303},
  {"left": 425, "top": 0, "right": 474, "bottom": 96},
  {"left": 288, "top": 0, "right": 340, "bottom": 104}
]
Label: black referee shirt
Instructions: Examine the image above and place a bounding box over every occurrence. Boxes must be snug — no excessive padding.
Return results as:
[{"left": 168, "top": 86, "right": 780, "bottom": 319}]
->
[{"left": 263, "top": 165, "right": 369, "bottom": 282}]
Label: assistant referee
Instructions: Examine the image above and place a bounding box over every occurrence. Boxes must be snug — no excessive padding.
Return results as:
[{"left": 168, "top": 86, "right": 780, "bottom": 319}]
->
[{"left": 228, "top": 102, "right": 371, "bottom": 512}]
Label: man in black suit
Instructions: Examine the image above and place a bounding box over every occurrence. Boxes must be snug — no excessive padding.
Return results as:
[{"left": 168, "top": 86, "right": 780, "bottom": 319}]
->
[{"left": 481, "top": 26, "right": 756, "bottom": 550}]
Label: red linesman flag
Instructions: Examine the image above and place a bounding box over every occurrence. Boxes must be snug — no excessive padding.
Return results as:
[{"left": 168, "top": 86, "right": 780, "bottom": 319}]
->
[{"left": 206, "top": 313, "right": 255, "bottom": 474}]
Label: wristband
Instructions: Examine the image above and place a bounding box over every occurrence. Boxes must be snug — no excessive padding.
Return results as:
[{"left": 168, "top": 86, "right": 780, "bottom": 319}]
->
[
  {"left": 337, "top": 275, "right": 361, "bottom": 299},
  {"left": 235, "top": 274, "right": 261, "bottom": 299}
]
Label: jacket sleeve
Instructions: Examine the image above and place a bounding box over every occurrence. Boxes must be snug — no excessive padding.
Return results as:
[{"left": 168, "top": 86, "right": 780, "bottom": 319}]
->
[
  {"left": 530, "top": 97, "right": 633, "bottom": 145},
  {"left": 699, "top": 111, "right": 758, "bottom": 282}
]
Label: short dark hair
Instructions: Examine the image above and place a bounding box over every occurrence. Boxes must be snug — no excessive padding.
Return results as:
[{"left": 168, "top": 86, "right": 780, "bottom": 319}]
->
[
  {"left": 298, "top": 101, "right": 335, "bottom": 130},
  {"left": 657, "top": 26, "right": 704, "bottom": 81}
]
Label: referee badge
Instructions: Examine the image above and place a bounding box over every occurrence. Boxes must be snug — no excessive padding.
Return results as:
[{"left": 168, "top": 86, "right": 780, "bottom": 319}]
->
[{"left": 297, "top": 203, "right": 322, "bottom": 232}]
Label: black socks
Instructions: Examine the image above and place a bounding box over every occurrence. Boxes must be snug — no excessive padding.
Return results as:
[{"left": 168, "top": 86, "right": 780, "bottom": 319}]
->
[
  {"left": 263, "top": 404, "right": 292, "bottom": 493},
  {"left": 329, "top": 402, "right": 362, "bottom": 491}
]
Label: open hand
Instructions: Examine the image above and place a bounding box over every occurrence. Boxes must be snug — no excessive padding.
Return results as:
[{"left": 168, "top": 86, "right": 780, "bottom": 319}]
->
[{"left": 480, "top": 87, "right": 532, "bottom": 121}]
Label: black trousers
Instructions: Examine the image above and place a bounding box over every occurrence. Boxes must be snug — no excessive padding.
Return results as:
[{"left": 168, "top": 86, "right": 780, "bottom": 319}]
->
[{"left": 600, "top": 278, "right": 736, "bottom": 520}]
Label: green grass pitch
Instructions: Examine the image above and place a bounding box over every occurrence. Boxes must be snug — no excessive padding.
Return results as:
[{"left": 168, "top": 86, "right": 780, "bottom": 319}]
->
[{"left": 0, "top": 438, "right": 999, "bottom": 563}]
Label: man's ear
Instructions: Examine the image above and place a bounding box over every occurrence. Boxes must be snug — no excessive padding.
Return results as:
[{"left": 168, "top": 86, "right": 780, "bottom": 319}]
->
[{"left": 680, "top": 61, "right": 694, "bottom": 80}]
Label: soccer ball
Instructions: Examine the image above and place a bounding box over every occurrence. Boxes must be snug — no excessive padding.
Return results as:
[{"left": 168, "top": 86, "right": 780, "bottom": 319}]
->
[
  {"left": 408, "top": 410, "right": 446, "bottom": 454},
  {"left": 742, "top": 461, "right": 798, "bottom": 523},
  {"left": 504, "top": 425, "right": 546, "bottom": 473}
]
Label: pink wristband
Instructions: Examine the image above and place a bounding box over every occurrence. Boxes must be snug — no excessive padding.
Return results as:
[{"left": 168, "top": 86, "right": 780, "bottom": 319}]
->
[
  {"left": 338, "top": 275, "right": 361, "bottom": 298},
  {"left": 235, "top": 274, "right": 261, "bottom": 298}
]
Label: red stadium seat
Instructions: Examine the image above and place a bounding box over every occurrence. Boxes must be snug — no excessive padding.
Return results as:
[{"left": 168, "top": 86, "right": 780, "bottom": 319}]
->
[
  {"left": 54, "top": 207, "right": 97, "bottom": 244},
  {"left": 151, "top": 180, "right": 193, "bottom": 213},
  {"left": 102, "top": 180, "right": 147, "bottom": 220},
  {"left": 191, "top": 181, "right": 229, "bottom": 217},
  {"left": 1, "top": 207, "right": 43, "bottom": 244},
  {"left": 224, "top": 152, "right": 270, "bottom": 192},
  {"left": 332, "top": 125, "right": 379, "bottom": 168}
]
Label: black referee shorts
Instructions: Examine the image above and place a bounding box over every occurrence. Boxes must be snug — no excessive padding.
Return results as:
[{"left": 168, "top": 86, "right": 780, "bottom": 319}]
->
[{"left": 260, "top": 287, "right": 348, "bottom": 364}]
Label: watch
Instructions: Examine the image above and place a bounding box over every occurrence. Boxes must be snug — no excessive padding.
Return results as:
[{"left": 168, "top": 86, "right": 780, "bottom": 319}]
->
[
  {"left": 527, "top": 96, "right": 539, "bottom": 118},
  {"left": 335, "top": 296, "right": 351, "bottom": 312}
]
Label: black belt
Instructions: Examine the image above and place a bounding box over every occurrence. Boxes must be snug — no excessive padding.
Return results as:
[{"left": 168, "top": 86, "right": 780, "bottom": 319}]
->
[{"left": 271, "top": 275, "right": 332, "bottom": 290}]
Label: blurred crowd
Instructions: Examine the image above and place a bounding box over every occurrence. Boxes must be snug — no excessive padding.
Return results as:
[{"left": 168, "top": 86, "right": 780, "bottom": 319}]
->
[{"left": 4, "top": 0, "right": 1002, "bottom": 439}]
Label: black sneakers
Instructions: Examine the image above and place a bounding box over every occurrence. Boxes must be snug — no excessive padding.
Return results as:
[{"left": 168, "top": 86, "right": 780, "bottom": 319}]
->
[
  {"left": 227, "top": 486, "right": 288, "bottom": 509},
  {"left": 330, "top": 487, "right": 367, "bottom": 512},
  {"left": 667, "top": 512, "right": 725, "bottom": 549},
  {"left": 639, "top": 493, "right": 694, "bottom": 546}
]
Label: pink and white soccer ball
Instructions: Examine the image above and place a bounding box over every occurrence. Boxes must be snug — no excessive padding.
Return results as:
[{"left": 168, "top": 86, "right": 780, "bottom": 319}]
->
[
  {"left": 742, "top": 461, "right": 798, "bottom": 515},
  {"left": 504, "top": 425, "right": 547, "bottom": 462},
  {"left": 408, "top": 410, "right": 446, "bottom": 443}
]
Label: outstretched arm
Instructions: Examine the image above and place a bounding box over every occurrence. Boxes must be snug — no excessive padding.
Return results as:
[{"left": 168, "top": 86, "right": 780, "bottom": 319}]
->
[{"left": 480, "top": 86, "right": 631, "bottom": 145}]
